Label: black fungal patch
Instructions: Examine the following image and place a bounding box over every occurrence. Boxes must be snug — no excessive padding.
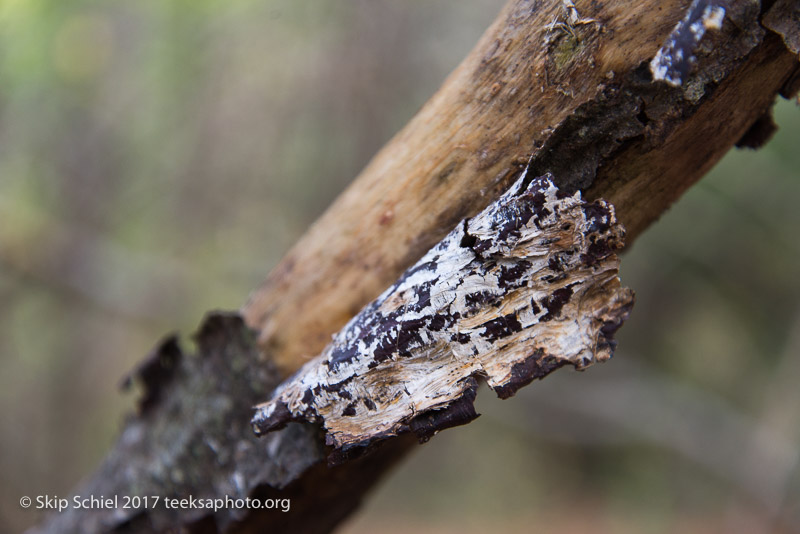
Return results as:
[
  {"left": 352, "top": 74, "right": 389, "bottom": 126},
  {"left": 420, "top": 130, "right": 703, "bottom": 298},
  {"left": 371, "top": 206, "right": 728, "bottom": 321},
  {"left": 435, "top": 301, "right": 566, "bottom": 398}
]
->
[
  {"left": 481, "top": 313, "right": 524, "bottom": 342},
  {"left": 650, "top": 0, "right": 726, "bottom": 86},
  {"left": 582, "top": 236, "right": 612, "bottom": 267},
  {"left": 327, "top": 345, "right": 359, "bottom": 372},
  {"left": 498, "top": 261, "right": 531, "bottom": 288},
  {"left": 494, "top": 350, "right": 567, "bottom": 399},
  {"left": 408, "top": 379, "right": 480, "bottom": 442},
  {"left": 581, "top": 202, "right": 611, "bottom": 233},
  {"left": 464, "top": 290, "right": 497, "bottom": 310},
  {"left": 451, "top": 332, "right": 472, "bottom": 344},
  {"left": 252, "top": 401, "right": 294, "bottom": 436},
  {"left": 540, "top": 286, "right": 575, "bottom": 321},
  {"left": 459, "top": 220, "right": 477, "bottom": 248},
  {"left": 428, "top": 314, "right": 447, "bottom": 331},
  {"left": 342, "top": 402, "right": 358, "bottom": 417},
  {"left": 548, "top": 255, "right": 565, "bottom": 272},
  {"left": 597, "top": 298, "right": 635, "bottom": 353},
  {"left": 321, "top": 377, "right": 355, "bottom": 395},
  {"left": 252, "top": 173, "right": 633, "bottom": 465},
  {"left": 394, "top": 317, "right": 427, "bottom": 354},
  {"left": 472, "top": 177, "right": 553, "bottom": 256}
]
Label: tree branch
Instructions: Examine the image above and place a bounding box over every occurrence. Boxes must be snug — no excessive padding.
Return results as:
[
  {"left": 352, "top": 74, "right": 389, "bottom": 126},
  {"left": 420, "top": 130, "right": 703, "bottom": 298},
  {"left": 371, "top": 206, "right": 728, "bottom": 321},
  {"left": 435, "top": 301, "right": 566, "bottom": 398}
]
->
[
  {"left": 252, "top": 173, "right": 633, "bottom": 464},
  {"left": 242, "top": 0, "right": 799, "bottom": 375},
  {"left": 33, "top": 0, "right": 800, "bottom": 532}
]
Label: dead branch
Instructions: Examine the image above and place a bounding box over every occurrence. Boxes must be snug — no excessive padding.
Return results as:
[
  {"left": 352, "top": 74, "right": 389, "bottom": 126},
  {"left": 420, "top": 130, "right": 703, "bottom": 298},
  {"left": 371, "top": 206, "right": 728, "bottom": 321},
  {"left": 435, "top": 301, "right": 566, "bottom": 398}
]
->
[
  {"left": 252, "top": 173, "right": 633, "bottom": 463},
  {"left": 33, "top": 0, "right": 800, "bottom": 532}
]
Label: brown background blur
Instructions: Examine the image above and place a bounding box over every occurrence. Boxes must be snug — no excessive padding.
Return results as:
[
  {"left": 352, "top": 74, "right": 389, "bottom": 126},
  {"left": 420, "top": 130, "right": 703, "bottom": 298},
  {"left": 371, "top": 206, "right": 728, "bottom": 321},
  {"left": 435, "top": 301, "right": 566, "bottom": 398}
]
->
[{"left": 1, "top": 1, "right": 799, "bottom": 533}]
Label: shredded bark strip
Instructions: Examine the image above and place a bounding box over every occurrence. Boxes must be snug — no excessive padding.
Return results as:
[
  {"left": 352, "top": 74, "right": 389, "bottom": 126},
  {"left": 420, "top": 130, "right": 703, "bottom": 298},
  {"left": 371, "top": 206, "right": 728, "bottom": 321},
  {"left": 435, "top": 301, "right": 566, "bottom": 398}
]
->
[{"left": 253, "top": 170, "right": 634, "bottom": 463}]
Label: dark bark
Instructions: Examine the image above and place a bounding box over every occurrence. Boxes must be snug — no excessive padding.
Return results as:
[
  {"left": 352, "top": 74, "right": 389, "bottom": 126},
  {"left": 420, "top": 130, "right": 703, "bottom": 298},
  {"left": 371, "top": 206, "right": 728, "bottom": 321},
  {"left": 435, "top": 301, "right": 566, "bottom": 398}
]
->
[{"left": 33, "top": 0, "right": 800, "bottom": 533}]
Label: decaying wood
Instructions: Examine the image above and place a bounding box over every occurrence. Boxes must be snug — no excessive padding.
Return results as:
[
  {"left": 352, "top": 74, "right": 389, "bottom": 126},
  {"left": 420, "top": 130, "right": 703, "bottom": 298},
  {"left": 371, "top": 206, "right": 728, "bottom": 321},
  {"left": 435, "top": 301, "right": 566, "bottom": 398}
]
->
[
  {"left": 242, "top": 0, "right": 800, "bottom": 376},
  {"left": 764, "top": 0, "right": 800, "bottom": 57},
  {"left": 32, "top": 313, "right": 322, "bottom": 533},
  {"left": 649, "top": 0, "right": 727, "bottom": 87},
  {"left": 252, "top": 173, "right": 633, "bottom": 462},
  {"left": 34, "top": 0, "right": 800, "bottom": 533}
]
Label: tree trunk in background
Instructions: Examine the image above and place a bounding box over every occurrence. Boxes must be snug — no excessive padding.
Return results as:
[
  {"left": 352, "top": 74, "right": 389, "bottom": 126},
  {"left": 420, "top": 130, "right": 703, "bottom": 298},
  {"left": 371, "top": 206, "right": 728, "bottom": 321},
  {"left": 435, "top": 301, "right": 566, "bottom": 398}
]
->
[{"left": 35, "top": 0, "right": 800, "bottom": 533}]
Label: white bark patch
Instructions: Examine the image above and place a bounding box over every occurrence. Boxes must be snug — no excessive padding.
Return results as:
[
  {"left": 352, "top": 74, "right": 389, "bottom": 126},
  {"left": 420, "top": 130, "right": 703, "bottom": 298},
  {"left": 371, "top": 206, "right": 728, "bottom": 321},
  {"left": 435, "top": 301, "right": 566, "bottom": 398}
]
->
[
  {"left": 252, "top": 172, "right": 634, "bottom": 464},
  {"left": 651, "top": 0, "right": 727, "bottom": 87}
]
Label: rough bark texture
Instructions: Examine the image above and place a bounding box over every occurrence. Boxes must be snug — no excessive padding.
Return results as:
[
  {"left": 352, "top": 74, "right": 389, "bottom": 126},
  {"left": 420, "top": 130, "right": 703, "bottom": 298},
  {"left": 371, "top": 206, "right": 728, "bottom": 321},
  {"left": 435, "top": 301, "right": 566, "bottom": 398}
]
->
[
  {"left": 34, "top": 0, "right": 800, "bottom": 533},
  {"left": 649, "top": 0, "right": 727, "bottom": 87},
  {"left": 765, "top": 0, "right": 800, "bottom": 56},
  {"left": 242, "top": 0, "right": 800, "bottom": 376},
  {"left": 32, "top": 314, "right": 322, "bottom": 533},
  {"left": 252, "top": 174, "right": 633, "bottom": 463}
]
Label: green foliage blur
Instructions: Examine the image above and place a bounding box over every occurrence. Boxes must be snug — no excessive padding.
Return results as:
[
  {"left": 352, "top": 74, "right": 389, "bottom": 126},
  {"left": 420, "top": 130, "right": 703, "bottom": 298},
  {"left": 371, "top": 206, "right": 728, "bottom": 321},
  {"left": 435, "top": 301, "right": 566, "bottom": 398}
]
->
[{"left": 1, "top": 1, "right": 798, "bottom": 533}]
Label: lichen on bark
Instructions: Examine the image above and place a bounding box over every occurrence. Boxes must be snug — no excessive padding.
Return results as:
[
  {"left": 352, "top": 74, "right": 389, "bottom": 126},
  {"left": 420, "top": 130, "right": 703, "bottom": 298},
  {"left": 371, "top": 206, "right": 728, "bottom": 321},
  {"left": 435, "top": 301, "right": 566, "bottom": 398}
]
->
[{"left": 252, "top": 170, "right": 634, "bottom": 464}]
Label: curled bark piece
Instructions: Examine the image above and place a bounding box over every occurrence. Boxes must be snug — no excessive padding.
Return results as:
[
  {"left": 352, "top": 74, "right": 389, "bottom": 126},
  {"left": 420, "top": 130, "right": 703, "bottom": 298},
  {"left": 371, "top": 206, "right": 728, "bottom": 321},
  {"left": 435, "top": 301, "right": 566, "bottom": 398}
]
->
[{"left": 252, "top": 170, "right": 634, "bottom": 463}]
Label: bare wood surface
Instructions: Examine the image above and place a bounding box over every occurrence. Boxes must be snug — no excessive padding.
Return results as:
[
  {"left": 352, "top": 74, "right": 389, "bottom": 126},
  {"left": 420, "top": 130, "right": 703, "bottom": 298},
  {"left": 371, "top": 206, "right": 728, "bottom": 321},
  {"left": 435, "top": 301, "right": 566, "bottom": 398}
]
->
[
  {"left": 243, "top": 0, "right": 799, "bottom": 375},
  {"left": 253, "top": 174, "right": 633, "bottom": 462},
  {"left": 34, "top": 0, "right": 800, "bottom": 533}
]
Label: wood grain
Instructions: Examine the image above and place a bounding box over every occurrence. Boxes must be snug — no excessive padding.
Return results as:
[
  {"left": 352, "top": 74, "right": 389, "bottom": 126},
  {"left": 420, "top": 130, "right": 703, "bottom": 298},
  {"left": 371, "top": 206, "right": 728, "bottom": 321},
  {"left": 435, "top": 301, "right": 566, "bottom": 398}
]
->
[
  {"left": 253, "top": 174, "right": 633, "bottom": 462},
  {"left": 242, "top": 0, "right": 799, "bottom": 375}
]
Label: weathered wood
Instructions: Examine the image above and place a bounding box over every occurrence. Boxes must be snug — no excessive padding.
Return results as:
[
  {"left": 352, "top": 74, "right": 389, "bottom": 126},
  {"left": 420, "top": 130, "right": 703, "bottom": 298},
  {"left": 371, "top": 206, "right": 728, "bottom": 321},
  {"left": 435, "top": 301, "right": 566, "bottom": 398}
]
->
[
  {"left": 33, "top": 0, "right": 800, "bottom": 533},
  {"left": 252, "top": 173, "right": 633, "bottom": 462},
  {"left": 242, "top": 0, "right": 800, "bottom": 376}
]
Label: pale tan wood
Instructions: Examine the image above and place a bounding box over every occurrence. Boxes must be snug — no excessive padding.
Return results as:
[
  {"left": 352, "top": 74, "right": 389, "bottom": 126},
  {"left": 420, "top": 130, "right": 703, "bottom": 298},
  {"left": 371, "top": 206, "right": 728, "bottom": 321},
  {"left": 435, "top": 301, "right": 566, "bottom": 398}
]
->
[
  {"left": 36, "top": 2, "right": 800, "bottom": 532},
  {"left": 242, "top": 0, "right": 799, "bottom": 375},
  {"left": 253, "top": 175, "right": 634, "bottom": 461}
]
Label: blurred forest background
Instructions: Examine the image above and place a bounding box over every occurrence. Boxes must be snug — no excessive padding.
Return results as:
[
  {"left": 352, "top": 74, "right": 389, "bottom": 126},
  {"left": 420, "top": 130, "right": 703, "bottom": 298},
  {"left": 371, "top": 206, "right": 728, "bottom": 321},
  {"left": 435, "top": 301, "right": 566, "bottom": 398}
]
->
[{"left": 1, "top": 1, "right": 799, "bottom": 533}]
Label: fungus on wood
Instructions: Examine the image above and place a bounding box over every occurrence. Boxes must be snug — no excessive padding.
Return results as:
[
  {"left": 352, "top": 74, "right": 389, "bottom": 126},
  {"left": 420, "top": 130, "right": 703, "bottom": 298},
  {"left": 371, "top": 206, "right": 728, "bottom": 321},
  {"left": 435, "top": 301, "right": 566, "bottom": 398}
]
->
[
  {"left": 252, "top": 170, "right": 634, "bottom": 464},
  {"left": 649, "top": 0, "right": 727, "bottom": 87},
  {"left": 31, "top": 0, "right": 800, "bottom": 532},
  {"left": 242, "top": 0, "right": 800, "bottom": 376}
]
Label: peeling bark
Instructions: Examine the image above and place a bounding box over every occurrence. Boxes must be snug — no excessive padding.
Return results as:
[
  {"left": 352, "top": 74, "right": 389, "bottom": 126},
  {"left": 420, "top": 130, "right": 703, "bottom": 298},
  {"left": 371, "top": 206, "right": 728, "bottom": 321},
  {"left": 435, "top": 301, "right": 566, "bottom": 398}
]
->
[
  {"left": 252, "top": 172, "right": 633, "bottom": 463},
  {"left": 31, "top": 0, "right": 800, "bottom": 533},
  {"left": 650, "top": 0, "right": 728, "bottom": 87},
  {"left": 764, "top": 0, "right": 800, "bottom": 57},
  {"left": 242, "top": 0, "right": 799, "bottom": 375}
]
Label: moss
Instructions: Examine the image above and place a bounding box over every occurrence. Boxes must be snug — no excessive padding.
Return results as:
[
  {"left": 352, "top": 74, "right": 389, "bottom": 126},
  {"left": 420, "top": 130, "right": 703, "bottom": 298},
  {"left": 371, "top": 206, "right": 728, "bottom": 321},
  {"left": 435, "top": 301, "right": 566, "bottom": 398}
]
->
[{"left": 552, "top": 33, "right": 585, "bottom": 71}]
